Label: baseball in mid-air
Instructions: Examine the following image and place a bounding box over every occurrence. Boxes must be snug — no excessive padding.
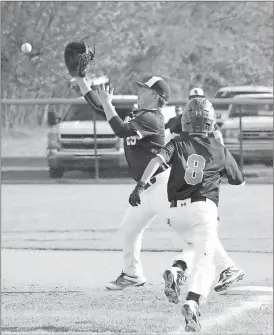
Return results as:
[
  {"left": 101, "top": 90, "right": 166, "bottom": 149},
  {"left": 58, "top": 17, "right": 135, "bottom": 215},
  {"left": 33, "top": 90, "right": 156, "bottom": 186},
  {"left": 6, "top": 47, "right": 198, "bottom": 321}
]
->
[{"left": 21, "top": 43, "right": 32, "bottom": 53}]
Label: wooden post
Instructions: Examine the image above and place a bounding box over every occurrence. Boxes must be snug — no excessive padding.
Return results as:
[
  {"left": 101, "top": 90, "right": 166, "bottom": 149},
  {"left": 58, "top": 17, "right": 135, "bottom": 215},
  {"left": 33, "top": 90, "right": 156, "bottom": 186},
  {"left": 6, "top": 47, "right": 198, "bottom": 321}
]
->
[
  {"left": 93, "top": 110, "right": 99, "bottom": 181},
  {"left": 239, "top": 106, "right": 244, "bottom": 170}
]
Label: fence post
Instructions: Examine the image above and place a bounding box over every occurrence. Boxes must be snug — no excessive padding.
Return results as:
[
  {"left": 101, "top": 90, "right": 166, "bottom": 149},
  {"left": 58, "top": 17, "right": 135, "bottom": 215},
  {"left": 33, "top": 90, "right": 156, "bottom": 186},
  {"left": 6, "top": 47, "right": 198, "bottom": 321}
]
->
[
  {"left": 239, "top": 106, "right": 244, "bottom": 170},
  {"left": 93, "top": 110, "right": 99, "bottom": 181}
]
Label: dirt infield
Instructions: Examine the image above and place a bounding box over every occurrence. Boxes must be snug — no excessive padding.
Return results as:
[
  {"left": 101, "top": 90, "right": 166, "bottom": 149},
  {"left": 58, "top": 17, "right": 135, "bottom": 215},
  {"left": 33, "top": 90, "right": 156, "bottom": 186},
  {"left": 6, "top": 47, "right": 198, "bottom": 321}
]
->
[
  {"left": 2, "top": 250, "right": 273, "bottom": 334},
  {"left": 1, "top": 183, "right": 273, "bottom": 334}
]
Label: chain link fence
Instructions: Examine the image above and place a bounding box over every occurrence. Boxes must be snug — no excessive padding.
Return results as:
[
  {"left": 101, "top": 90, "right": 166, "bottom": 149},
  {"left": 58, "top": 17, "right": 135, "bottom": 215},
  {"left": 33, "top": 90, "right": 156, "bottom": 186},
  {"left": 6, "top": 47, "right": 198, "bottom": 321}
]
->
[{"left": 1, "top": 98, "right": 273, "bottom": 180}]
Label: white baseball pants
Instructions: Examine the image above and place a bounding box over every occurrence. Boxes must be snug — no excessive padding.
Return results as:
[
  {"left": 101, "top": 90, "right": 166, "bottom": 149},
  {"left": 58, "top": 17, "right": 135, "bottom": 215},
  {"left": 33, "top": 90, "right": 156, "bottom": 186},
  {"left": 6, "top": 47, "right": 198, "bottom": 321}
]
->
[
  {"left": 119, "top": 168, "right": 171, "bottom": 277},
  {"left": 119, "top": 168, "right": 236, "bottom": 279},
  {"left": 167, "top": 199, "right": 218, "bottom": 298}
]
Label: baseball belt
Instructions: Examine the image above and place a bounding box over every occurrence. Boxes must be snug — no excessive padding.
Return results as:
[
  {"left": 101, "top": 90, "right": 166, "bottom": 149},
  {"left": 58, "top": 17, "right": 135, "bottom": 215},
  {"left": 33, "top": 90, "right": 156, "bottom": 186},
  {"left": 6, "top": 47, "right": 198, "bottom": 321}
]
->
[{"left": 170, "top": 197, "right": 207, "bottom": 207}]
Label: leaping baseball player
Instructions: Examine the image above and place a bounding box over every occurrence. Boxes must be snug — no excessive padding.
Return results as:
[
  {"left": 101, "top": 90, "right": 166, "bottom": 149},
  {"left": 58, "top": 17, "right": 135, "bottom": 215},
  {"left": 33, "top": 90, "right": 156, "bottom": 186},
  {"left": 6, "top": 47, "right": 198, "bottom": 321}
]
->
[{"left": 129, "top": 97, "right": 245, "bottom": 332}]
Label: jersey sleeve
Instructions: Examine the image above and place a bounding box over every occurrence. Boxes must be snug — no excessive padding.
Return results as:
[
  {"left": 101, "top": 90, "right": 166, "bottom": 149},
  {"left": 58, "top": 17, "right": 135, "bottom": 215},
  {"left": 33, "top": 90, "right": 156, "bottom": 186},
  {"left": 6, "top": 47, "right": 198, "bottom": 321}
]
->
[
  {"left": 130, "top": 111, "right": 160, "bottom": 139},
  {"left": 84, "top": 91, "right": 104, "bottom": 112},
  {"left": 156, "top": 139, "right": 176, "bottom": 165},
  {"left": 169, "top": 115, "right": 182, "bottom": 134},
  {"left": 213, "top": 130, "right": 224, "bottom": 146},
  {"left": 223, "top": 147, "right": 245, "bottom": 185},
  {"left": 108, "top": 116, "right": 138, "bottom": 138}
]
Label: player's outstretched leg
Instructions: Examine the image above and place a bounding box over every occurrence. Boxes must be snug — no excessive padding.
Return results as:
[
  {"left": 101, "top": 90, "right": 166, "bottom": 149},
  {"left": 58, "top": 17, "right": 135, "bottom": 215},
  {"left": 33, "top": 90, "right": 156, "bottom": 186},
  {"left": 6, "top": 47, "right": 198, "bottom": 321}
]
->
[
  {"left": 106, "top": 206, "right": 150, "bottom": 290},
  {"left": 214, "top": 237, "right": 245, "bottom": 292},
  {"left": 106, "top": 271, "right": 146, "bottom": 290},
  {"left": 163, "top": 260, "right": 187, "bottom": 304},
  {"left": 181, "top": 203, "right": 217, "bottom": 332},
  {"left": 214, "top": 266, "right": 245, "bottom": 292}
]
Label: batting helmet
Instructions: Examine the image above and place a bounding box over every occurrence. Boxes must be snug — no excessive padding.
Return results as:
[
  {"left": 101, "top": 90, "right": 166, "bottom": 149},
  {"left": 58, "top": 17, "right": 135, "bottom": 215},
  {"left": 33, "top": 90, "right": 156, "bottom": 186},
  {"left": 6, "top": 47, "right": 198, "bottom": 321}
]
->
[
  {"left": 181, "top": 98, "right": 216, "bottom": 133},
  {"left": 189, "top": 87, "right": 205, "bottom": 100}
]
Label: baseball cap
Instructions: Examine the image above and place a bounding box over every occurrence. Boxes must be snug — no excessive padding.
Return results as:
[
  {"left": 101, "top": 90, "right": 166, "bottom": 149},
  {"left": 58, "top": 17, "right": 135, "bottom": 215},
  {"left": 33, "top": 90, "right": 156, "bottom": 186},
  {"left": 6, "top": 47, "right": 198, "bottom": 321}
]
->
[
  {"left": 189, "top": 87, "right": 205, "bottom": 98},
  {"left": 136, "top": 76, "right": 171, "bottom": 101}
]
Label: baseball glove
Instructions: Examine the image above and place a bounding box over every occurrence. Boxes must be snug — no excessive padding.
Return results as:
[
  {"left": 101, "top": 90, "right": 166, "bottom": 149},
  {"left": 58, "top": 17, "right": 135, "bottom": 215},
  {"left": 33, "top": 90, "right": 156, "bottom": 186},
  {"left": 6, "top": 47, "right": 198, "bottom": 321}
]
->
[
  {"left": 64, "top": 41, "right": 95, "bottom": 77},
  {"left": 129, "top": 181, "right": 146, "bottom": 207}
]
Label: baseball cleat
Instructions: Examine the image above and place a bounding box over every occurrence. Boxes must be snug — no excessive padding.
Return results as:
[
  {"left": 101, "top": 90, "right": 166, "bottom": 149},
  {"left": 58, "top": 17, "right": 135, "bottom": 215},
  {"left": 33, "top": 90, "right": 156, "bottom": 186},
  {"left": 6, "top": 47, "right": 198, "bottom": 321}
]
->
[
  {"left": 163, "top": 267, "right": 187, "bottom": 304},
  {"left": 182, "top": 300, "right": 201, "bottom": 332},
  {"left": 214, "top": 266, "right": 245, "bottom": 292},
  {"left": 106, "top": 272, "right": 146, "bottom": 290}
]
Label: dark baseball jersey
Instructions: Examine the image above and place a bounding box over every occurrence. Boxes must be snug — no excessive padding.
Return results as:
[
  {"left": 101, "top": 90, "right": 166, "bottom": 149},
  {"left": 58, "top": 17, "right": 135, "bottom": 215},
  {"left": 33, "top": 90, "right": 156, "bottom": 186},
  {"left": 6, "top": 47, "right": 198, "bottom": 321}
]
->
[
  {"left": 123, "top": 109, "right": 166, "bottom": 181},
  {"left": 165, "top": 114, "right": 182, "bottom": 134},
  {"left": 84, "top": 91, "right": 167, "bottom": 182},
  {"left": 157, "top": 133, "right": 245, "bottom": 205}
]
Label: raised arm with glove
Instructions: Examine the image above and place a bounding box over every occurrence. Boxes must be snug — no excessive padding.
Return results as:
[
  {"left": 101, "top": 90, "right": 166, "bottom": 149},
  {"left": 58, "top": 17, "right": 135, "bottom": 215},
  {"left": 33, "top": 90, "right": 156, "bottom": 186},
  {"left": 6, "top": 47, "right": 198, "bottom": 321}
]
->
[
  {"left": 64, "top": 41, "right": 103, "bottom": 111},
  {"left": 64, "top": 41, "right": 95, "bottom": 77}
]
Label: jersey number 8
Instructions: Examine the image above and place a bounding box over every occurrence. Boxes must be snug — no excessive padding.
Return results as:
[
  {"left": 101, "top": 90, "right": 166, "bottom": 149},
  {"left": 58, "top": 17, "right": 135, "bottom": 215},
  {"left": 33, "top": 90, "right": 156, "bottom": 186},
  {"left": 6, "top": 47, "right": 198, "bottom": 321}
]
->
[
  {"left": 184, "top": 154, "right": 206, "bottom": 185},
  {"left": 126, "top": 136, "right": 137, "bottom": 146}
]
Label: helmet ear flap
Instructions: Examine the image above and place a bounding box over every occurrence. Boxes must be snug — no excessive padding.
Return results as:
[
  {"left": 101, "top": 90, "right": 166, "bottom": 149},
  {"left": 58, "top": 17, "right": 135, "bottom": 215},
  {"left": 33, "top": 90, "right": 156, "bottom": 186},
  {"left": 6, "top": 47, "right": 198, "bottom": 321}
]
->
[{"left": 204, "top": 118, "right": 215, "bottom": 132}]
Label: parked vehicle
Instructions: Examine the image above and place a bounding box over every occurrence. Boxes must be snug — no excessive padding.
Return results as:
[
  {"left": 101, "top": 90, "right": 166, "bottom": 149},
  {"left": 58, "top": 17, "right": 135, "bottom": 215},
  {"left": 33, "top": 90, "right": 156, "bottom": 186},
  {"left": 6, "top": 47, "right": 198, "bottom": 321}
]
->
[
  {"left": 47, "top": 96, "right": 137, "bottom": 178},
  {"left": 221, "top": 94, "right": 273, "bottom": 165},
  {"left": 213, "top": 86, "right": 273, "bottom": 126}
]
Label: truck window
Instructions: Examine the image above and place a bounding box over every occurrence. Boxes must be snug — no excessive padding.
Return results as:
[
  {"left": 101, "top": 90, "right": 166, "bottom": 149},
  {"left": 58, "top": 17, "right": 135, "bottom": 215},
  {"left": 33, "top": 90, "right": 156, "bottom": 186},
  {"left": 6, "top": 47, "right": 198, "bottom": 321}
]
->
[
  {"left": 63, "top": 105, "right": 133, "bottom": 122},
  {"left": 213, "top": 91, "right": 272, "bottom": 110},
  {"left": 229, "top": 103, "right": 273, "bottom": 118},
  {"left": 63, "top": 104, "right": 106, "bottom": 121}
]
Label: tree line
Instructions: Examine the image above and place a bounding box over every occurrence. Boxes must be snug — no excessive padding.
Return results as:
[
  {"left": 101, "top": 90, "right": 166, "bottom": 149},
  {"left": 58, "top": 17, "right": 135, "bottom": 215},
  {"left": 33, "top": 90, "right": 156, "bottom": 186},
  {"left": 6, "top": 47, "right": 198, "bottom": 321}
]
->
[{"left": 1, "top": 1, "right": 273, "bottom": 101}]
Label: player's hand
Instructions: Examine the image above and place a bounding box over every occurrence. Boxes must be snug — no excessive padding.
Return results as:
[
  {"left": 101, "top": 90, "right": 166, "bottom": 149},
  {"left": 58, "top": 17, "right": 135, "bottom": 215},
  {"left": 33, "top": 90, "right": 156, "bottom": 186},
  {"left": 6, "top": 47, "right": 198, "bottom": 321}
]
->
[
  {"left": 95, "top": 83, "right": 114, "bottom": 105},
  {"left": 129, "top": 181, "right": 146, "bottom": 207},
  {"left": 129, "top": 191, "right": 141, "bottom": 207}
]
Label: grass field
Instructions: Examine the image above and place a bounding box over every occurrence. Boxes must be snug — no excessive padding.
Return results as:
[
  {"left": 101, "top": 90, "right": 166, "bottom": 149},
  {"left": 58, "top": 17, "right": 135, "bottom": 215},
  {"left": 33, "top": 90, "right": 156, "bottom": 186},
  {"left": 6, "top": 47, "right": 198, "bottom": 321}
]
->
[
  {"left": 1, "top": 183, "right": 273, "bottom": 334},
  {"left": 2, "top": 184, "right": 273, "bottom": 253}
]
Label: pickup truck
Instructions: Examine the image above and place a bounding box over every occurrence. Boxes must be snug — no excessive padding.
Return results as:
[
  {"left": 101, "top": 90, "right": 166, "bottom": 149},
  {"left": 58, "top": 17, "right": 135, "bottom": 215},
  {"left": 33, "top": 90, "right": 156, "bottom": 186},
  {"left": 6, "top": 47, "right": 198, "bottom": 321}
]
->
[
  {"left": 213, "top": 85, "right": 273, "bottom": 127},
  {"left": 47, "top": 96, "right": 136, "bottom": 178},
  {"left": 221, "top": 93, "right": 273, "bottom": 165}
]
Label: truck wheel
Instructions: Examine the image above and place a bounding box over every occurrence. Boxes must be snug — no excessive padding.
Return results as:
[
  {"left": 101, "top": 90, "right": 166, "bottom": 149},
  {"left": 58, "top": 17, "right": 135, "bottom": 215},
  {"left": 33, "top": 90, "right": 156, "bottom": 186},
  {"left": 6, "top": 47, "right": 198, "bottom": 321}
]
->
[
  {"left": 264, "top": 160, "right": 273, "bottom": 167},
  {"left": 49, "top": 167, "right": 65, "bottom": 178}
]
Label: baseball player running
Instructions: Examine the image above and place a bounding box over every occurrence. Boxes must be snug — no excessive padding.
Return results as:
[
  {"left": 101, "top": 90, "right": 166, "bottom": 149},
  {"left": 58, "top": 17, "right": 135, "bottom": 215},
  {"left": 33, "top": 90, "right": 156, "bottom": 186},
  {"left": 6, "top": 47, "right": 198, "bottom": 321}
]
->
[
  {"left": 165, "top": 87, "right": 244, "bottom": 293},
  {"left": 129, "top": 98, "right": 245, "bottom": 332}
]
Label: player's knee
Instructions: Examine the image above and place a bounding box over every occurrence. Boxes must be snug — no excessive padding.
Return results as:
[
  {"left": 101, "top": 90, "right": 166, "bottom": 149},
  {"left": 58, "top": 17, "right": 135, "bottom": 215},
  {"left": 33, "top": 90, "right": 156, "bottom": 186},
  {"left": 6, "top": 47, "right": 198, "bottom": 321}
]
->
[{"left": 120, "top": 225, "right": 145, "bottom": 241}]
